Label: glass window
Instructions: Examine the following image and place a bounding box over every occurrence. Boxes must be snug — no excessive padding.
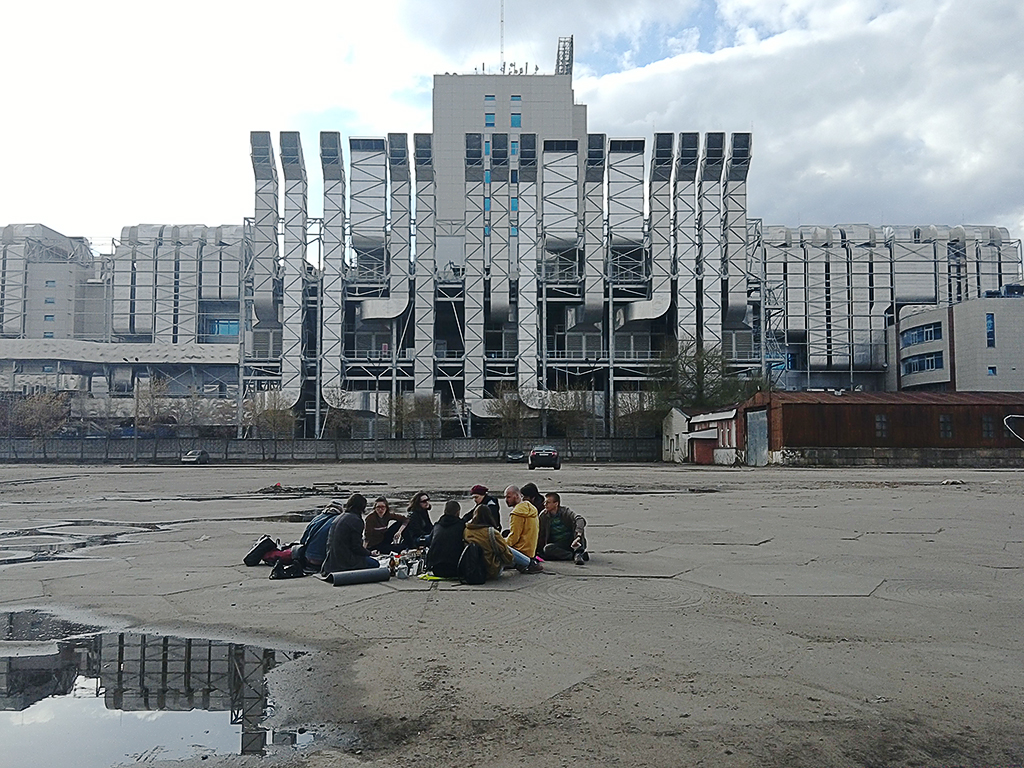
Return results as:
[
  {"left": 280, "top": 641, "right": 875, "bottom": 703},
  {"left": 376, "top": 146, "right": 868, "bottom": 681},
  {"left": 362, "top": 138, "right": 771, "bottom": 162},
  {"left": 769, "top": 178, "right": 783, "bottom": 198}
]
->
[
  {"left": 900, "top": 322, "right": 942, "bottom": 348},
  {"left": 484, "top": 170, "right": 491, "bottom": 184},
  {"left": 939, "top": 414, "right": 953, "bottom": 439},
  {"left": 484, "top": 226, "right": 490, "bottom": 237},
  {"left": 484, "top": 94, "right": 496, "bottom": 101},
  {"left": 42, "top": 365, "right": 54, "bottom": 373},
  {"left": 510, "top": 197, "right": 519, "bottom": 212},
  {"left": 485, "top": 113, "right": 495, "bottom": 127},
  {"left": 511, "top": 169, "right": 519, "bottom": 184},
  {"left": 511, "top": 95, "right": 522, "bottom": 102},
  {"left": 874, "top": 413, "right": 888, "bottom": 439},
  {"left": 44, "top": 297, "right": 55, "bottom": 304},
  {"left": 901, "top": 351, "right": 944, "bottom": 375},
  {"left": 208, "top": 319, "right": 239, "bottom": 336},
  {"left": 45, "top": 280, "right": 56, "bottom": 288},
  {"left": 484, "top": 198, "right": 491, "bottom": 212},
  {"left": 511, "top": 225, "right": 518, "bottom": 237},
  {"left": 988, "top": 366, "right": 998, "bottom": 376},
  {"left": 986, "top": 313, "right": 996, "bottom": 347},
  {"left": 511, "top": 141, "right": 518, "bottom": 156},
  {"left": 982, "top": 415, "right": 996, "bottom": 438},
  {"left": 44, "top": 314, "right": 55, "bottom": 322},
  {"left": 485, "top": 141, "right": 490, "bottom": 156},
  {"left": 511, "top": 113, "right": 522, "bottom": 128},
  {"left": 43, "top": 331, "right": 54, "bottom": 339}
]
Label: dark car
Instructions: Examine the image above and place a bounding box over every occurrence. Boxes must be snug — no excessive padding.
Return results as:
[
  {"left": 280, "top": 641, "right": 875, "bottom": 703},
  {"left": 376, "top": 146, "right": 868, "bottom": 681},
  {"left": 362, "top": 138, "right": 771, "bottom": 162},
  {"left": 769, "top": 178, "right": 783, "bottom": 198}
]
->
[
  {"left": 506, "top": 449, "right": 526, "bottom": 463},
  {"left": 528, "top": 445, "right": 560, "bottom": 470},
  {"left": 181, "top": 449, "right": 210, "bottom": 465}
]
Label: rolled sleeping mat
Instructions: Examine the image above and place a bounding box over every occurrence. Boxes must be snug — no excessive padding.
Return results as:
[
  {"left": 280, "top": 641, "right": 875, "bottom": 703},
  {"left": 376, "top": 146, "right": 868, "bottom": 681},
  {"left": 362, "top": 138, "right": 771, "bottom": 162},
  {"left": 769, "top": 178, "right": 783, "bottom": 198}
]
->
[{"left": 326, "top": 566, "right": 391, "bottom": 586}]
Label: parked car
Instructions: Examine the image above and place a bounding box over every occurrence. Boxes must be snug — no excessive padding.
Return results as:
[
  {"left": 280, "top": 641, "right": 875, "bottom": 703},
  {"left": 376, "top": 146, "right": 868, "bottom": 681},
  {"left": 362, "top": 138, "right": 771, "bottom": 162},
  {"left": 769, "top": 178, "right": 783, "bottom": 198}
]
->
[
  {"left": 181, "top": 449, "right": 210, "bottom": 465},
  {"left": 506, "top": 449, "right": 526, "bottom": 463},
  {"left": 528, "top": 445, "right": 560, "bottom": 470}
]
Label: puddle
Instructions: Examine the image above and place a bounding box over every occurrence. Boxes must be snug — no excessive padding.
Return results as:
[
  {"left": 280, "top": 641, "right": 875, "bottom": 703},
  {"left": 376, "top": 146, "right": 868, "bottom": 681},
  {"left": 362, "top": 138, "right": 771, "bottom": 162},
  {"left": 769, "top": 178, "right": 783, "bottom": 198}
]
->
[{"left": 1, "top": 610, "right": 310, "bottom": 765}]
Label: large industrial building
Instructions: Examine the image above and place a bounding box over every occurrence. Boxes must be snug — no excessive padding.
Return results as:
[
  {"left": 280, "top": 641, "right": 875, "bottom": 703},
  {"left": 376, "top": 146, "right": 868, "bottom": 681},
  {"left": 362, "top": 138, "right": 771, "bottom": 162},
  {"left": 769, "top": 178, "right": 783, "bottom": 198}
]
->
[{"left": 1, "top": 39, "right": 1021, "bottom": 438}]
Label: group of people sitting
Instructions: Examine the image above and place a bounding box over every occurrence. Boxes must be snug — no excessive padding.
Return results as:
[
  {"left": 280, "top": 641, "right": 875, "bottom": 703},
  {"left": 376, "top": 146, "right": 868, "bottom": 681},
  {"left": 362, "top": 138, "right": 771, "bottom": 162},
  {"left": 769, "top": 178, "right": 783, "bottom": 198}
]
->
[{"left": 243, "top": 481, "right": 588, "bottom": 583}]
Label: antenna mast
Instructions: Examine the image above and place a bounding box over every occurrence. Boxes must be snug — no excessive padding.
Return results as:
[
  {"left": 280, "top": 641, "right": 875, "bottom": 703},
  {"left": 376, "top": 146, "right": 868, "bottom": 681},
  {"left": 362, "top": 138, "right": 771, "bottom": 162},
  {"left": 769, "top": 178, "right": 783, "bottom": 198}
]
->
[{"left": 500, "top": 0, "right": 505, "bottom": 70}]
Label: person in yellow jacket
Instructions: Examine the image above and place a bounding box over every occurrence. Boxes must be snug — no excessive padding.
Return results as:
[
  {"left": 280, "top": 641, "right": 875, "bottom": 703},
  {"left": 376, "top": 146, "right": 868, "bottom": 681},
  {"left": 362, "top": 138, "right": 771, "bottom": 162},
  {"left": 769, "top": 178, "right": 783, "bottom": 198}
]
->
[
  {"left": 503, "top": 485, "right": 543, "bottom": 573},
  {"left": 463, "top": 504, "right": 515, "bottom": 580}
]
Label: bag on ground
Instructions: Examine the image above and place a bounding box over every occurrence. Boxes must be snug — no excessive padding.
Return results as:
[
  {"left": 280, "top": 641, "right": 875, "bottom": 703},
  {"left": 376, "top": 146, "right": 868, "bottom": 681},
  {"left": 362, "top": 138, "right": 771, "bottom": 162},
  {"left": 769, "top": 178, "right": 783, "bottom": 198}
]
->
[{"left": 457, "top": 542, "right": 488, "bottom": 585}]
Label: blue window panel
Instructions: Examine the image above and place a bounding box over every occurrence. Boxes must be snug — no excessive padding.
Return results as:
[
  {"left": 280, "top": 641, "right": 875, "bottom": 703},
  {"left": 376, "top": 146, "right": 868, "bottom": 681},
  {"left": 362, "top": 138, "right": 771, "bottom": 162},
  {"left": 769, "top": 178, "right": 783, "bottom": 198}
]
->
[
  {"left": 988, "top": 366, "right": 998, "bottom": 376},
  {"left": 511, "top": 95, "right": 522, "bottom": 102},
  {"left": 484, "top": 170, "right": 491, "bottom": 184},
  {"left": 43, "top": 332, "right": 54, "bottom": 339},
  {"left": 485, "top": 141, "right": 490, "bottom": 156},
  {"left": 44, "top": 314, "right": 55, "bottom": 322},
  {"left": 511, "top": 141, "right": 518, "bottom": 155},
  {"left": 484, "top": 226, "right": 491, "bottom": 237},
  {"left": 511, "top": 113, "right": 522, "bottom": 128},
  {"left": 986, "top": 313, "right": 996, "bottom": 347},
  {"left": 510, "top": 197, "right": 519, "bottom": 211},
  {"left": 511, "top": 170, "right": 519, "bottom": 184},
  {"left": 511, "top": 226, "right": 518, "bottom": 237},
  {"left": 485, "top": 113, "right": 495, "bottom": 127},
  {"left": 42, "top": 365, "right": 54, "bottom": 373},
  {"left": 45, "top": 296, "right": 55, "bottom": 304},
  {"left": 484, "top": 198, "right": 491, "bottom": 212},
  {"left": 484, "top": 94, "right": 496, "bottom": 101},
  {"left": 208, "top": 319, "right": 239, "bottom": 336}
]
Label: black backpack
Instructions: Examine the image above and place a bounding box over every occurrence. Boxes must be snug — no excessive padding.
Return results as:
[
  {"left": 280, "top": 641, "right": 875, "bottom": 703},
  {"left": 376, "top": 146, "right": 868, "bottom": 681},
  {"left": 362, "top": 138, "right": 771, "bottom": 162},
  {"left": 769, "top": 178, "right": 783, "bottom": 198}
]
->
[{"left": 457, "top": 542, "right": 488, "bottom": 585}]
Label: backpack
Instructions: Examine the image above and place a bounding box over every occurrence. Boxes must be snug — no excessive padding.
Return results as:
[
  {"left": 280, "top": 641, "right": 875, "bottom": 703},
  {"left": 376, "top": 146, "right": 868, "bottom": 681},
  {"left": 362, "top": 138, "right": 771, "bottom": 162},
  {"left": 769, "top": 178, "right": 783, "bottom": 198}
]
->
[{"left": 457, "top": 542, "right": 488, "bottom": 585}]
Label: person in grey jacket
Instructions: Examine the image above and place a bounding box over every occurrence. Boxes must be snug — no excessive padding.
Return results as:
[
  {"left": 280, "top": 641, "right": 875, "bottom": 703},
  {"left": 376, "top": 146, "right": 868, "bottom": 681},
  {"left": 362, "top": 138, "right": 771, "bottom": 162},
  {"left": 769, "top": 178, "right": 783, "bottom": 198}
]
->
[
  {"left": 320, "top": 493, "right": 379, "bottom": 575},
  {"left": 537, "top": 492, "right": 588, "bottom": 565}
]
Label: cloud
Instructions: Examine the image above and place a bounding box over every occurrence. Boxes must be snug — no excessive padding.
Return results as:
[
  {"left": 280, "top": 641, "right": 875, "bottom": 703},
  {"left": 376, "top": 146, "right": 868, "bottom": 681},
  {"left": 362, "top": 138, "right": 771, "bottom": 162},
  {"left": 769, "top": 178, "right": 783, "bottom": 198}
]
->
[{"left": 0, "top": 0, "right": 1021, "bottom": 244}]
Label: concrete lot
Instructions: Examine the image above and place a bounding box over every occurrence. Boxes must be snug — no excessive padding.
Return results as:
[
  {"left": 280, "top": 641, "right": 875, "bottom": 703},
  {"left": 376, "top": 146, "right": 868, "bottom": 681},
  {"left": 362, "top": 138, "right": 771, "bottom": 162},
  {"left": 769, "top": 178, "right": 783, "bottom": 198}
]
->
[{"left": 1, "top": 461, "right": 1023, "bottom": 767}]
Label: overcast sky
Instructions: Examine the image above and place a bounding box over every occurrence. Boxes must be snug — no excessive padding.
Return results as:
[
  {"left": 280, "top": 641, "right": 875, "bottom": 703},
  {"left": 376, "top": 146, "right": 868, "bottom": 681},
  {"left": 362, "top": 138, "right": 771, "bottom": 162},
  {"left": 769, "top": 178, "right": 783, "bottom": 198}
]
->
[{"left": 1, "top": 0, "right": 1021, "bottom": 249}]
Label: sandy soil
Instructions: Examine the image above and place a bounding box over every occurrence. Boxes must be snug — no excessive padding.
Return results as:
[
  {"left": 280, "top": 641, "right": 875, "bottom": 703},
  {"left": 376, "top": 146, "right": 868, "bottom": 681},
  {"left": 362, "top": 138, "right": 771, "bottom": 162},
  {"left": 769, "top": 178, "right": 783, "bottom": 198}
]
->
[{"left": 1, "top": 461, "right": 1022, "bottom": 767}]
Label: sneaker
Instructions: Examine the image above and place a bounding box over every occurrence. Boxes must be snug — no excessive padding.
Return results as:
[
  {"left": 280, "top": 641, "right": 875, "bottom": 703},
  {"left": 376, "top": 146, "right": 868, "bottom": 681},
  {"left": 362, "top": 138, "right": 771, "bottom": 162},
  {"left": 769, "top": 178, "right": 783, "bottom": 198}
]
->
[
  {"left": 244, "top": 535, "right": 279, "bottom": 566},
  {"left": 524, "top": 559, "right": 544, "bottom": 574},
  {"left": 269, "top": 560, "right": 286, "bottom": 579},
  {"left": 582, "top": 551, "right": 590, "bottom": 562},
  {"left": 574, "top": 552, "right": 585, "bottom": 566}
]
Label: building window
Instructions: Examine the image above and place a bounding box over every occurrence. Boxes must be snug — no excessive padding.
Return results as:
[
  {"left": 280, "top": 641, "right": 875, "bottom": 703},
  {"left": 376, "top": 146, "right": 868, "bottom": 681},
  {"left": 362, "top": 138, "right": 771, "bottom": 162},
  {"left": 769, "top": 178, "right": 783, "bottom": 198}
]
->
[
  {"left": 43, "top": 332, "right": 54, "bottom": 339},
  {"left": 208, "top": 319, "right": 239, "bottom": 336},
  {"left": 511, "top": 141, "right": 518, "bottom": 155},
  {"left": 485, "top": 113, "right": 495, "bottom": 127},
  {"left": 988, "top": 366, "right": 998, "bottom": 376},
  {"left": 484, "top": 170, "right": 491, "bottom": 184},
  {"left": 511, "top": 95, "right": 521, "bottom": 101},
  {"left": 484, "top": 94, "right": 495, "bottom": 101},
  {"left": 511, "top": 169, "right": 519, "bottom": 184},
  {"left": 511, "top": 113, "right": 522, "bottom": 128},
  {"left": 42, "top": 365, "right": 54, "bottom": 373},
  {"left": 900, "top": 322, "right": 942, "bottom": 348},
  {"left": 484, "top": 226, "right": 490, "bottom": 237},
  {"left": 901, "top": 351, "right": 943, "bottom": 375},
  {"left": 485, "top": 141, "right": 490, "bottom": 156},
  {"left": 982, "top": 415, "right": 996, "bottom": 439},
  {"left": 510, "top": 197, "right": 519, "bottom": 211},
  {"left": 44, "top": 315, "right": 55, "bottom": 322},
  {"left": 875, "top": 413, "right": 888, "bottom": 439},
  {"left": 986, "top": 313, "right": 996, "bottom": 347},
  {"left": 44, "top": 297, "right": 55, "bottom": 304},
  {"left": 484, "top": 197, "right": 491, "bottom": 212},
  {"left": 939, "top": 414, "right": 953, "bottom": 439},
  {"left": 511, "top": 225, "right": 518, "bottom": 237},
  {"left": 45, "top": 280, "right": 56, "bottom": 288}
]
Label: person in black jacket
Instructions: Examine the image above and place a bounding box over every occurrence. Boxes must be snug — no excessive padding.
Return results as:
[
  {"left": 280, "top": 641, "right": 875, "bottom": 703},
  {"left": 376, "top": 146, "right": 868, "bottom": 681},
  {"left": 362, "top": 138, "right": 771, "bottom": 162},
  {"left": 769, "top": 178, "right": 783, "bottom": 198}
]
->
[
  {"left": 468, "top": 484, "right": 501, "bottom": 529},
  {"left": 399, "top": 490, "right": 433, "bottom": 550},
  {"left": 320, "top": 494, "right": 379, "bottom": 575},
  {"left": 520, "top": 482, "right": 544, "bottom": 517},
  {"left": 426, "top": 500, "right": 466, "bottom": 577}
]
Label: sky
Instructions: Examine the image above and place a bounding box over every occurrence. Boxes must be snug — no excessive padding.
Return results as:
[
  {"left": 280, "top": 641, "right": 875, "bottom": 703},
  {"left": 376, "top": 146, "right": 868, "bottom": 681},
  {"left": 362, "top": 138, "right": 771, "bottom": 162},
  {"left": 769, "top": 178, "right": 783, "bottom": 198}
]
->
[{"left": 1, "top": 0, "right": 1022, "bottom": 250}]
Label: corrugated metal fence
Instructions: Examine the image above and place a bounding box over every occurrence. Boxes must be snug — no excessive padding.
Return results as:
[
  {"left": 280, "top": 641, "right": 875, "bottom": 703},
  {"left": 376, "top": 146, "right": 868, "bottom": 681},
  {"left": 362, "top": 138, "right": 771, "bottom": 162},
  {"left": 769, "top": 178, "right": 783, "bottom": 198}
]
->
[{"left": 0, "top": 437, "right": 661, "bottom": 464}]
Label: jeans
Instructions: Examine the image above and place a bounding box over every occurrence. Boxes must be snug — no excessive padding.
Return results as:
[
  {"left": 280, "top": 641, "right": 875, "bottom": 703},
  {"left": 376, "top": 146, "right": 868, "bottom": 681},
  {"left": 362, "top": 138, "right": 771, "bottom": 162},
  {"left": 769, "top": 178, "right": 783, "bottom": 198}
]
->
[{"left": 510, "top": 548, "right": 531, "bottom": 568}]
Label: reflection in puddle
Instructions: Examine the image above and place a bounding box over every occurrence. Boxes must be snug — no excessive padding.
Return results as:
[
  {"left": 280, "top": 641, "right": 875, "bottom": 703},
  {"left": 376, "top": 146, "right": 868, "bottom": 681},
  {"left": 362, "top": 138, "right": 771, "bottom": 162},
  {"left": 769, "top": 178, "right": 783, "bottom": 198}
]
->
[{"left": 1, "top": 610, "right": 309, "bottom": 766}]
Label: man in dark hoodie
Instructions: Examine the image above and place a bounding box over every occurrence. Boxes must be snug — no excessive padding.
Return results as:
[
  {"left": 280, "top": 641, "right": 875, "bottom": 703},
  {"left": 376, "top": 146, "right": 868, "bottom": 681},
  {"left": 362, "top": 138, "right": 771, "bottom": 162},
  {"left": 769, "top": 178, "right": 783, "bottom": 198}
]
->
[
  {"left": 426, "top": 500, "right": 466, "bottom": 577},
  {"left": 320, "top": 493, "right": 379, "bottom": 575}
]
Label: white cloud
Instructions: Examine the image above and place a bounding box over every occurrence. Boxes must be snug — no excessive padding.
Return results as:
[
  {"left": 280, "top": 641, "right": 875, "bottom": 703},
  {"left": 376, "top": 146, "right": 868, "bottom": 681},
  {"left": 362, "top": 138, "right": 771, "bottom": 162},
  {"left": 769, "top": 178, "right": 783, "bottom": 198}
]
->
[{"left": 0, "top": 0, "right": 1021, "bottom": 244}]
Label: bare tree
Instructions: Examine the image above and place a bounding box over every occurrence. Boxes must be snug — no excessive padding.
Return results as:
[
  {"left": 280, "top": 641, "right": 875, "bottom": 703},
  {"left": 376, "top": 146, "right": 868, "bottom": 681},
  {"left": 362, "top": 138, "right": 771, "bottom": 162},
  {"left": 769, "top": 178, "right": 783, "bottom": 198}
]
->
[
  {"left": 487, "top": 382, "right": 529, "bottom": 449},
  {"left": 656, "top": 338, "right": 767, "bottom": 412},
  {"left": 615, "top": 389, "right": 661, "bottom": 439},
  {"left": 244, "top": 390, "right": 296, "bottom": 458},
  {"left": 549, "top": 387, "right": 589, "bottom": 455},
  {"left": 12, "top": 392, "right": 69, "bottom": 458}
]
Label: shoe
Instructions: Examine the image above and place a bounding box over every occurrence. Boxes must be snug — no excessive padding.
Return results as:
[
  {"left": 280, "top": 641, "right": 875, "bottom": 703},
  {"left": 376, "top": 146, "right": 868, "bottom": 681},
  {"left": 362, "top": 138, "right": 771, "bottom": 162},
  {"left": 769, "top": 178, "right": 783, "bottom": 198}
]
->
[
  {"left": 244, "top": 535, "right": 279, "bottom": 566},
  {"left": 524, "top": 559, "right": 544, "bottom": 574},
  {"left": 583, "top": 551, "right": 590, "bottom": 562},
  {"left": 574, "top": 552, "right": 585, "bottom": 566},
  {"left": 269, "top": 560, "right": 286, "bottom": 579}
]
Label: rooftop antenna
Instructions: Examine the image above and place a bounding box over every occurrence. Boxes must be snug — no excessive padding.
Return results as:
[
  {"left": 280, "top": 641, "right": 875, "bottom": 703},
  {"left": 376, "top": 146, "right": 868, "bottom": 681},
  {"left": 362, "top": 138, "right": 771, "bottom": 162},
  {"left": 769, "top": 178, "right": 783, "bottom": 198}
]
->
[{"left": 500, "top": 0, "right": 505, "bottom": 71}]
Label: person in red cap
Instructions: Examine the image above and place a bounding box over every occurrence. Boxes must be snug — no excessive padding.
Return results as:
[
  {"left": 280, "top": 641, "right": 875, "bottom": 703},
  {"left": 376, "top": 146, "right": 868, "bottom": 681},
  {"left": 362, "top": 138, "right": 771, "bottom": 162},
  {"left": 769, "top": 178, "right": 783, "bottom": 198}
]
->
[{"left": 468, "top": 484, "right": 502, "bottom": 530}]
